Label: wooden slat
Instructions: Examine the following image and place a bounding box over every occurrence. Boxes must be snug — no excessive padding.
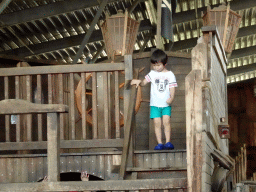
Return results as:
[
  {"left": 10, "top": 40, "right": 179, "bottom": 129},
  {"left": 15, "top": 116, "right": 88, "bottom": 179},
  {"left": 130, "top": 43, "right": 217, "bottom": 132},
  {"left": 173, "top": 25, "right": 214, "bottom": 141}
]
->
[
  {"left": 136, "top": 154, "right": 143, "bottom": 168},
  {"left": 115, "top": 71, "right": 120, "bottom": 138},
  {"left": 74, "top": 156, "right": 82, "bottom": 173},
  {"left": 0, "top": 158, "right": 7, "bottom": 183},
  {"left": 4, "top": 76, "right": 10, "bottom": 142},
  {"left": 6, "top": 158, "right": 14, "bottom": 183},
  {"left": 15, "top": 75, "right": 21, "bottom": 142},
  {"left": 67, "top": 156, "right": 74, "bottom": 172},
  {"left": 37, "top": 157, "right": 44, "bottom": 181},
  {"left": 58, "top": 74, "right": 64, "bottom": 140},
  {"left": 81, "top": 72, "right": 87, "bottom": 140},
  {"left": 0, "top": 139, "right": 124, "bottom": 150},
  {"left": 21, "top": 158, "right": 28, "bottom": 183},
  {"left": 0, "top": 63, "right": 125, "bottom": 76},
  {"left": 14, "top": 158, "right": 22, "bottom": 183},
  {"left": 0, "top": 178, "right": 187, "bottom": 191},
  {"left": 60, "top": 156, "right": 67, "bottom": 173},
  {"left": 69, "top": 73, "right": 75, "bottom": 140},
  {"left": 28, "top": 158, "right": 37, "bottom": 182},
  {"left": 159, "top": 153, "right": 167, "bottom": 168},
  {"left": 103, "top": 72, "right": 109, "bottom": 139},
  {"left": 90, "top": 155, "right": 97, "bottom": 175},
  {"left": 26, "top": 75, "right": 32, "bottom": 141},
  {"left": 105, "top": 155, "right": 112, "bottom": 180},
  {"left": 37, "top": 75, "right": 43, "bottom": 141},
  {"left": 97, "top": 155, "right": 105, "bottom": 179},
  {"left": 143, "top": 154, "right": 152, "bottom": 168},
  {"left": 92, "top": 72, "right": 98, "bottom": 139},
  {"left": 152, "top": 153, "right": 160, "bottom": 169},
  {"left": 48, "top": 74, "right": 52, "bottom": 104},
  {"left": 82, "top": 156, "right": 90, "bottom": 174}
]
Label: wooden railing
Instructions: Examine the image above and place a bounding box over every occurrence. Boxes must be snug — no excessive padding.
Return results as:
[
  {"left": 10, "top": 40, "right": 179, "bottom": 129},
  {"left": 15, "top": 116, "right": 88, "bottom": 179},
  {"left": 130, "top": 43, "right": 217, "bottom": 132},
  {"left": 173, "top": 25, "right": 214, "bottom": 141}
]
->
[{"left": 0, "top": 62, "right": 128, "bottom": 151}]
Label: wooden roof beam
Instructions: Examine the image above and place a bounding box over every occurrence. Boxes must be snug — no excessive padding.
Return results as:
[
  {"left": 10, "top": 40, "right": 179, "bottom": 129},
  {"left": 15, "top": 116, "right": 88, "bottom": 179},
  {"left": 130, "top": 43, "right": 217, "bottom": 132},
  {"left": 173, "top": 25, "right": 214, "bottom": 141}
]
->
[
  {"left": 172, "top": 24, "right": 256, "bottom": 51},
  {"left": 0, "top": 0, "right": 134, "bottom": 26},
  {"left": 72, "top": 0, "right": 108, "bottom": 64},
  {"left": 227, "top": 62, "right": 256, "bottom": 76},
  {"left": 0, "top": 19, "right": 152, "bottom": 58}
]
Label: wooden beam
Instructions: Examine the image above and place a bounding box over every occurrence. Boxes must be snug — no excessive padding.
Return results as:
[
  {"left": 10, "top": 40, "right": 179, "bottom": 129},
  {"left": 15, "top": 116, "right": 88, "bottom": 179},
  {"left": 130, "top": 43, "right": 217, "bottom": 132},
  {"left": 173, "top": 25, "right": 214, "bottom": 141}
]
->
[
  {"left": 0, "top": 63, "right": 125, "bottom": 76},
  {"left": 0, "top": 99, "right": 68, "bottom": 115},
  {"left": 172, "top": 0, "right": 256, "bottom": 25},
  {"left": 0, "top": 0, "right": 253, "bottom": 28},
  {"left": 0, "top": 178, "right": 187, "bottom": 191},
  {"left": 156, "top": 0, "right": 164, "bottom": 50},
  {"left": 0, "top": 139, "right": 124, "bottom": 151},
  {"left": 0, "top": 0, "right": 135, "bottom": 26},
  {"left": 172, "top": 24, "right": 256, "bottom": 52},
  {"left": 128, "top": 0, "right": 142, "bottom": 14},
  {"left": 227, "top": 62, "right": 256, "bottom": 76},
  {"left": 230, "top": 45, "right": 256, "bottom": 59},
  {"left": 72, "top": 0, "right": 108, "bottom": 64}
]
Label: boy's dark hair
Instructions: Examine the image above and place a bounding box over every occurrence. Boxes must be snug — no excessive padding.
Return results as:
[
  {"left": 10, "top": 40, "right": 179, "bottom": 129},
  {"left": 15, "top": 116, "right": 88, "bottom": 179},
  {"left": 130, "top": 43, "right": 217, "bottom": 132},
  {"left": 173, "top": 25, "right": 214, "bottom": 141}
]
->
[{"left": 150, "top": 49, "right": 168, "bottom": 65}]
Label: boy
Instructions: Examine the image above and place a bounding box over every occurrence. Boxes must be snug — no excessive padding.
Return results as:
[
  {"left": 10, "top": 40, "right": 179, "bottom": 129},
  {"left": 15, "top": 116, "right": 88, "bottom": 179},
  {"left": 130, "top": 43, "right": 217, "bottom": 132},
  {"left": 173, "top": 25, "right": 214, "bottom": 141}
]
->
[{"left": 131, "top": 49, "right": 177, "bottom": 150}]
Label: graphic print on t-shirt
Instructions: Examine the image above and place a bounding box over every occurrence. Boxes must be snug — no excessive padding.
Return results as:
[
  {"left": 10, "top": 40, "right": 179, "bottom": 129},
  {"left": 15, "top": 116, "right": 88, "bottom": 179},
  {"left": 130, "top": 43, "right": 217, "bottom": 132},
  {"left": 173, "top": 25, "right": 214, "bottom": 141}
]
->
[{"left": 155, "top": 79, "right": 169, "bottom": 93}]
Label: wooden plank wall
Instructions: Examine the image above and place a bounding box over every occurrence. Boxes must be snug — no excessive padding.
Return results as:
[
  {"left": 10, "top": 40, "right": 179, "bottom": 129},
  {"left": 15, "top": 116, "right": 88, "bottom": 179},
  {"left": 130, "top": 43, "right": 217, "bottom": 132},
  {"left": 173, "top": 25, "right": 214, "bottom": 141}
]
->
[
  {"left": 133, "top": 53, "right": 191, "bottom": 150},
  {"left": 0, "top": 150, "right": 186, "bottom": 184},
  {"left": 0, "top": 153, "right": 121, "bottom": 183},
  {"left": 186, "top": 28, "right": 229, "bottom": 192}
]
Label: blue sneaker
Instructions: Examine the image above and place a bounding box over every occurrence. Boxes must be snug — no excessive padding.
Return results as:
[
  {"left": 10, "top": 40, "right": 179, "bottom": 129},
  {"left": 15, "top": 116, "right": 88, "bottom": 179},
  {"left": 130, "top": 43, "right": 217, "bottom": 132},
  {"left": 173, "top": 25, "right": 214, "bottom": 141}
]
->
[
  {"left": 154, "top": 143, "right": 165, "bottom": 150},
  {"left": 164, "top": 142, "right": 174, "bottom": 150}
]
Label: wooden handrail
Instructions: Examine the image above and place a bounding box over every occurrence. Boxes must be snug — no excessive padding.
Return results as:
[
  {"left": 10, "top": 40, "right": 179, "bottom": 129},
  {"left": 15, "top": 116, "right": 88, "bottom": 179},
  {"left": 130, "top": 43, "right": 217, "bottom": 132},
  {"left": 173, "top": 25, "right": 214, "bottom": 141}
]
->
[{"left": 0, "top": 63, "right": 125, "bottom": 76}]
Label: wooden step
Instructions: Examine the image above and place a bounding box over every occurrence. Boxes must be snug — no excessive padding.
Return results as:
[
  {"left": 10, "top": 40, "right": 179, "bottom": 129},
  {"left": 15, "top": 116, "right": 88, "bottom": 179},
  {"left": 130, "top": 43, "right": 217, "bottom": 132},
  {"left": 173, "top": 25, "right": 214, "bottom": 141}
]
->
[{"left": 134, "top": 150, "right": 187, "bottom": 169}]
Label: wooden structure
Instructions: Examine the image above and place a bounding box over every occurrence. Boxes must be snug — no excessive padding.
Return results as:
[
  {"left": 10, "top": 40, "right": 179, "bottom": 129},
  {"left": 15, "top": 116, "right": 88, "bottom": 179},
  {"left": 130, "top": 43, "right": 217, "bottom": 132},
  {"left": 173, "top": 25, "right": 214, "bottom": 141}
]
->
[
  {"left": 0, "top": 53, "right": 189, "bottom": 191},
  {"left": 185, "top": 25, "right": 232, "bottom": 191},
  {"left": 0, "top": 28, "right": 238, "bottom": 191}
]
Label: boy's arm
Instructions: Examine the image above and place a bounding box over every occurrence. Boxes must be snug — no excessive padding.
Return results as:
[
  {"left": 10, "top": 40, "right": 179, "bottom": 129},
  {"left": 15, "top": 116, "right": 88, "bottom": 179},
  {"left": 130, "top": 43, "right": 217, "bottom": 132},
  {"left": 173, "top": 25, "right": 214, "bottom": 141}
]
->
[
  {"left": 131, "top": 78, "right": 149, "bottom": 88},
  {"left": 166, "top": 87, "right": 175, "bottom": 105}
]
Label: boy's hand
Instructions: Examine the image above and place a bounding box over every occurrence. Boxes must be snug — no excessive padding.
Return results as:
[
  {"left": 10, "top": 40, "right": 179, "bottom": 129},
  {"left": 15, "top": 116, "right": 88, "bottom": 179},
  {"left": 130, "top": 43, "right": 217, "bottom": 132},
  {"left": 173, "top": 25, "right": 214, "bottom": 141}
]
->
[
  {"left": 166, "top": 98, "right": 172, "bottom": 105},
  {"left": 131, "top": 79, "right": 141, "bottom": 88}
]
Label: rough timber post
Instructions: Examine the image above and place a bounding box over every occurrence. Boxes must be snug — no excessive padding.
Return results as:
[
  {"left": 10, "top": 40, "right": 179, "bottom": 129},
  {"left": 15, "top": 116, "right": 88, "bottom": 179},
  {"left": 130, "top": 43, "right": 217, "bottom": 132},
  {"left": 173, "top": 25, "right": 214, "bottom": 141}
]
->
[
  {"left": 123, "top": 54, "right": 134, "bottom": 169},
  {"left": 47, "top": 112, "right": 60, "bottom": 182}
]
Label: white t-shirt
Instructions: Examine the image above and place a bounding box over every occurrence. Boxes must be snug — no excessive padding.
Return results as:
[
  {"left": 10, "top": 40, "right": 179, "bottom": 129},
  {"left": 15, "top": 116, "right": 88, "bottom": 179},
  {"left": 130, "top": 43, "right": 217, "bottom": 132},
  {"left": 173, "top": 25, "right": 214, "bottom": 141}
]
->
[{"left": 145, "top": 70, "right": 177, "bottom": 107}]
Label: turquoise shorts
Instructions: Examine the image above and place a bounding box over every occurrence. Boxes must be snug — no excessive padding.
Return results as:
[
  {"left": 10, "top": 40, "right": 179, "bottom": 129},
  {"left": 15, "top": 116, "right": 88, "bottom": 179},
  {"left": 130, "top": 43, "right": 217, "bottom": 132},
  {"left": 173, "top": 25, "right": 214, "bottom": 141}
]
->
[{"left": 150, "top": 106, "right": 172, "bottom": 119}]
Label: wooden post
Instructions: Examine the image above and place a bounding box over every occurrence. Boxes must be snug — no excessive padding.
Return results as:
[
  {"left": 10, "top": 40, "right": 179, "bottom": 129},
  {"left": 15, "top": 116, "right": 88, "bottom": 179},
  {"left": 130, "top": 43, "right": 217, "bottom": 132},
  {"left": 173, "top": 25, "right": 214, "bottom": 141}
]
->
[
  {"left": 185, "top": 70, "right": 203, "bottom": 192},
  {"left": 156, "top": 0, "right": 164, "bottom": 50},
  {"left": 124, "top": 55, "right": 133, "bottom": 123},
  {"left": 47, "top": 112, "right": 60, "bottom": 182}
]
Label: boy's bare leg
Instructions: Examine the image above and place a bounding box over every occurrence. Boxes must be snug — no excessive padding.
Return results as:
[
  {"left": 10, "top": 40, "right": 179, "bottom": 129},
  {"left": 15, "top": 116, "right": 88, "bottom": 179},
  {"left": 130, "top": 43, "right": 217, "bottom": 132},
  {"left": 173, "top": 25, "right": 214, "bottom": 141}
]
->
[
  {"left": 153, "top": 117, "right": 162, "bottom": 144},
  {"left": 162, "top": 115, "right": 171, "bottom": 143}
]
